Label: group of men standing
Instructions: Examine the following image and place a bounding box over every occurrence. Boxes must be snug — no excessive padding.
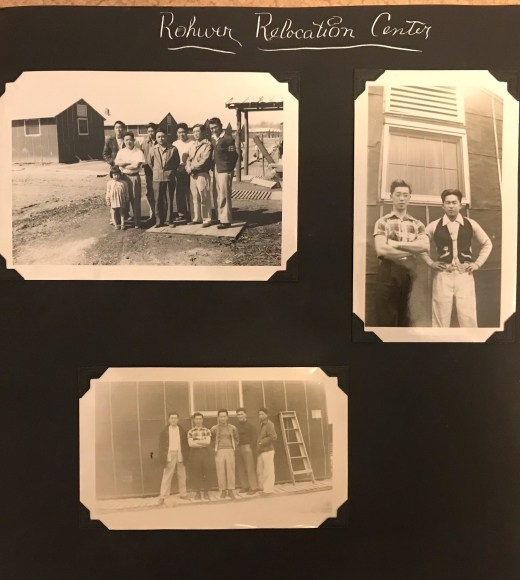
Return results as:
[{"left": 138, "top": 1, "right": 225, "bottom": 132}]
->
[
  {"left": 103, "top": 117, "right": 238, "bottom": 230},
  {"left": 373, "top": 179, "right": 492, "bottom": 328},
  {"left": 158, "top": 407, "right": 277, "bottom": 503}
]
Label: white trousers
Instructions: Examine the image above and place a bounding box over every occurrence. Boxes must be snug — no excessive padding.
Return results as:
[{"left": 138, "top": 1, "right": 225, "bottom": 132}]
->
[
  {"left": 256, "top": 449, "right": 275, "bottom": 493},
  {"left": 160, "top": 450, "right": 186, "bottom": 498},
  {"left": 190, "top": 172, "right": 212, "bottom": 224},
  {"left": 432, "top": 270, "right": 477, "bottom": 328}
]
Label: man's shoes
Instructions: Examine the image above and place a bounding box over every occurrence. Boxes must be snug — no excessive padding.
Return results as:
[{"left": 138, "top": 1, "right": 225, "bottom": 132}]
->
[
  {"left": 239, "top": 488, "right": 249, "bottom": 494},
  {"left": 227, "top": 490, "right": 236, "bottom": 500},
  {"left": 169, "top": 223, "right": 176, "bottom": 228},
  {"left": 202, "top": 222, "right": 211, "bottom": 228},
  {"left": 246, "top": 489, "right": 257, "bottom": 495},
  {"left": 217, "top": 223, "right": 231, "bottom": 230},
  {"left": 179, "top": 494, "right": 189, "bottom": 500},
  {"left": 203, "top": 491, "right": 210, "bottom": 501},
  {"left": 187, "top": 221, "right": 202, "bottom": 225},
  {"left": 194, "top": 492, "right": 202, "bottom": 501},
  {"left": 155, "top": 223, "right": 162, "bottom": 228},
  {"left": 158, "top": 498, "right": 165, "bottom": 505},
  {"left": 220, "top": 491, "right": 227, "bottom": 499}
]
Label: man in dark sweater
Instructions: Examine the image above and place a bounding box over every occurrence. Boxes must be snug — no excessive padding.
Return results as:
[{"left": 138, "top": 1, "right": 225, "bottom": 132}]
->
[
  {"left": 235, "top": 407, "right": 258, "bottom": 495},
  {"left": 209, "top": 117, "right": 238, "bottom": 229}
]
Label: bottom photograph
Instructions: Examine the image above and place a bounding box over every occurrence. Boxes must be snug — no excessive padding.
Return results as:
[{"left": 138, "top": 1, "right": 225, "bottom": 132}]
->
[{"left": 80, "top": 367, "right": 348, "bottom": 529}]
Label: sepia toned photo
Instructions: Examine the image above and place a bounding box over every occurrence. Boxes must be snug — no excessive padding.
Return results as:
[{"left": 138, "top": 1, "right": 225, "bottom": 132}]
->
[
  {"left": 354, "top": 70, "right": 518, "bottom": 342},
  {"left": 80, "top": 367, "right": 347, "bottom": 530},
  {"left": 0, "top": 71, "right": 298, "bottom": 280}
]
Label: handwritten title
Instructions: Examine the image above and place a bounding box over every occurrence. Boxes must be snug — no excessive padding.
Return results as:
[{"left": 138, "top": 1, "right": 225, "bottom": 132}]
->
[{"left": 159, "top": 11, "right": 432, "bottom": 55}]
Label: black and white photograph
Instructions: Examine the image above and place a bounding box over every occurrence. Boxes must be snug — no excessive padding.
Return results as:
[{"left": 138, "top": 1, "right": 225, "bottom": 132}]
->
[
  {"left": 353, "top": 70, "right": 518, "bottom": 342},
  {"left": 0, "top": 71, "right": 298, "bottom": 280},
  {"left": 80, "top": 367, "right": 347, "bottom": 529}
]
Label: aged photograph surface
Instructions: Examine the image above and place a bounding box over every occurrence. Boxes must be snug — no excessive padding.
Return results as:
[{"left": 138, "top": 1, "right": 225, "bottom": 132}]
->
[
  {"left": 0, "top": 71, "right": 298, "bottom": 280},
  {"left": 80, "top": 368, "right": 347, "bottom": 530},
  {"left": 354, "top": 71, "right": 518, "bottom": 342}
]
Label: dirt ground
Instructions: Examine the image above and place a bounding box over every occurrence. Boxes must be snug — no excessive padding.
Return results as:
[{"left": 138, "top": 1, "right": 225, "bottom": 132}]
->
[{"left": 12, "top": 166, "right": 282, "bottom": 267}]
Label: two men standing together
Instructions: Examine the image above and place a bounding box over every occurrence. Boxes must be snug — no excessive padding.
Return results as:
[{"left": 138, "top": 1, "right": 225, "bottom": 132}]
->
[
  {"left": 103, "top": 118, "right": 238, "bottom": 230},
  {"left": 158, "top": 407, "right": 277, "bottom": 503},
  {"left": 373, "top": 179, "right": 492, "bottom": 328}
]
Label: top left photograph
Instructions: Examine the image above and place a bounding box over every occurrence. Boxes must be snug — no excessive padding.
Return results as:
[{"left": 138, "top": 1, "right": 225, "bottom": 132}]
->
[{"left": 0, "top": 71, "right": 298, "bottom": 280}]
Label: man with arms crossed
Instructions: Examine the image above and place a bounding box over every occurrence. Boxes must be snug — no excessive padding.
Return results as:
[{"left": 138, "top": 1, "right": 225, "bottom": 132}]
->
[
  {"left": 140, "top": 123, "right": 157, "bottom": 224},
  {"left": 421, "top": 189, "right": 492, "bottom": 327},
  {"left": 235, "top": 407, "right": 258, "bottom": 495},
  {"left": 114, "top": 132, "right": 146, "bottom": 228},
  {"left": 373, "top": 179, "right": 430, "bottom": 327},
  {"left": 149, "top": 128, "right": 180, "bottom": 228},
  {"left": 158, "top": 412, "right": 189, "bottom": 504},
  {"left": 210, "top": 409, "right": 239, "bottom": 499},
  {"left": 209, "top": 117, "right": 238, "bottom": 229},
  {"left": 187, "top": 412, "right": 212, "bottom": 501},
  {"left": 256, "top": 407, "right": 277, "bottom": 495},
  {"left": 186, "top": 124, "right": 213, "bottom": 227}
]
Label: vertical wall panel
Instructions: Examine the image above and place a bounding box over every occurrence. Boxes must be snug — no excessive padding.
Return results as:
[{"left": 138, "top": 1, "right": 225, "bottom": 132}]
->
[
  {"left": 305, "top": 382, "right": 330, "bottom": 479},
  {"left": 95, "top": 382, "right": 115, "bottom": 498}
]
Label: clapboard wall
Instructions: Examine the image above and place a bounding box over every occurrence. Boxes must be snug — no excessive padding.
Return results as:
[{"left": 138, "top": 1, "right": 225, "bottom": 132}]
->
[
  {"left": 95, "top": 380, "right": 331, "bottom": 500},
  {"left": 365, "top": 86, "right": 502, "bottom": 327}
]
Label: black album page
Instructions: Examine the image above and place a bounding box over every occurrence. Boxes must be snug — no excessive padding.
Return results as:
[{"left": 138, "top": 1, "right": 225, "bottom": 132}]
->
[{"left": 0, "top": 5, "right": 519, "bottom": 580}]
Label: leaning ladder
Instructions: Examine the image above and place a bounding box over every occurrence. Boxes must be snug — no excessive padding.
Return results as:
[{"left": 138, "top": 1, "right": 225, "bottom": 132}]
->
[{"left": 278, "top": 411, "right": 315, "bottom": 485}]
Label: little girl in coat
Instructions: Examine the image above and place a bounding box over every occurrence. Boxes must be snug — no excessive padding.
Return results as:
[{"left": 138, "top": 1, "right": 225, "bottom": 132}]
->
[{"left": 105, "top": 167, "right": 129, "bottom": 230}]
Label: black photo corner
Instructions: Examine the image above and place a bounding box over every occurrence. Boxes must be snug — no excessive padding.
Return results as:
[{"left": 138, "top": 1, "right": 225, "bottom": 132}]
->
[{"left": 0, "top": 4, "right": 519, "bottom": 580}]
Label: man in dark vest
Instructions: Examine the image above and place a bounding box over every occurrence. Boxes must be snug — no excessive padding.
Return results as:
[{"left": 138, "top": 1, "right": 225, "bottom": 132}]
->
[
  {"left": 422, "top": 189, "right": 492, "bottom": 327},
  {"left": 373, "top": 179, "right": 430, "bottom": 326},
  {"left": 209, "top": 117, "right": 238, "bottom": 229}
]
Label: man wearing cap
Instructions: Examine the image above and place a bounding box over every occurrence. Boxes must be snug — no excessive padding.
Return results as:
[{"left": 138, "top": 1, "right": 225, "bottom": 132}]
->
[
  {"left": 373, "top": 179, "right": 430, "bottom": 327},
  {"left": 209, "top": 117, "right": 238, "bottom": 229},
  {"left": 114, "top": 132, "right": 145, "bottom": 228},
  {"left": 139, "top": 123, "right": 157, "bottom": 223},
  {"left": 421, "top": 188, "right": 492, "bottom": 327}
]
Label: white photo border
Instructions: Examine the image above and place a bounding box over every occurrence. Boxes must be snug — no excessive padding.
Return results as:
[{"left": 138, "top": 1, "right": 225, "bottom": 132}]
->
[{"left": 353, "top": 70, "right": 518, "bottom": 342}]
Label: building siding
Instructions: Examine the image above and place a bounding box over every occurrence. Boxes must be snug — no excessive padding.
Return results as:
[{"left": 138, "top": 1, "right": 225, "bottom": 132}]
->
[
  {"left": 95, "top": 380, "right": 331, "bottom": 500},
  {"left": 365, "top": 86, "right": 502, "bottom": 328},
  {"left": 12, "top": 118, "right": 59, "bottom": 164}
]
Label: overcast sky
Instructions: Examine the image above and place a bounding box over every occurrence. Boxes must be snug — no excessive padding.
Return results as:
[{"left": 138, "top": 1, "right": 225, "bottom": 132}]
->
[{"left": 6, "top": 71, "right": 285, "bottom": 128}]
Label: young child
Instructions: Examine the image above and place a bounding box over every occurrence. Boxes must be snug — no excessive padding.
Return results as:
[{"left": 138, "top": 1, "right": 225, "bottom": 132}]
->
[{"left": 105, "top": 168, "right": 129, "bottom": 230}]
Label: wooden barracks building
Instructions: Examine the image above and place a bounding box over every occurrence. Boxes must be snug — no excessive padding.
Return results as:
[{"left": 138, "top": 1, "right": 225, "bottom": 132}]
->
[
  {"left": 12, "top": 98, "right": 105, "bottom": 164},
  {"left": 365, "top": 85, "right": 503, "bottom": 328},
  {"left": 95, "top": 379, "right": 331, "bottom": 499}
]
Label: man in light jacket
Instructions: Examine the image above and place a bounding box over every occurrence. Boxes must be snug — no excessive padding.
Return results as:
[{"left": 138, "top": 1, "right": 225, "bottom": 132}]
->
[
  {"left": 210, "top": 409, "right": 239, "bottom": 499},
  {"left": 139, "top": 122, "right": 157, "bottom": 223},
  {"left": 158, "top": 412, "right": 190, "bottom": 504},
  {"left": 149, "top": 128, "right": 180, "bottom": 228},
  {"left": 256, "top": 407, "right": 277, "bottom": 495},
  {"left": 186, "top": 124, "right": 213, "bottom": 227}
]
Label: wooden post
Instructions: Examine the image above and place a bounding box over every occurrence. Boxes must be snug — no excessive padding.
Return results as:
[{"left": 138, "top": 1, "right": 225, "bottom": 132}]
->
[
  {"left": 244, "top": 110, "right": 249, "bottom": 177},
  {"left": 235, "top": 108, "right": 242, "bottom": 182}
]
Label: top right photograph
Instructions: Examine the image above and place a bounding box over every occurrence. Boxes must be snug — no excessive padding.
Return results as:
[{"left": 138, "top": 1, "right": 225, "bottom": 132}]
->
[{"left": 354, "top": 70, "right": 518, "bottom": 343}]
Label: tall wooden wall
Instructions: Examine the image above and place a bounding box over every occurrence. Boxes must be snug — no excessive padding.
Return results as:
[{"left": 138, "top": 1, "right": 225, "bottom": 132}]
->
[
  {"left": 95, "top": 380, "right": 331, "bottom": 500},
  {"left": 365, "top": 86, "right": 502, "bottom": 328}
]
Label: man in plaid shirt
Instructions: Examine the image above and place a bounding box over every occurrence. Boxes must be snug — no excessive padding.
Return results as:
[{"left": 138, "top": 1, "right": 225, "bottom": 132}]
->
[
  {"left": 187, "top": 413, "right": 212, "bottom": 501},
  {"left": 373, "top": 179, "right": 429, "bottom": 327}
]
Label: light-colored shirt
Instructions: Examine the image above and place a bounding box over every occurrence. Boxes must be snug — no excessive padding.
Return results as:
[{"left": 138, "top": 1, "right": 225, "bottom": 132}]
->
[
  {"left": 425, "top": 214, "right": 492, "bottom": 268},
  {"left": 169, "top": 425, "right": 180, "bottom": 452},
  {"left": 116, "top": 137, "right": 124, "bottom": 151},
  {"left": 114, "top": 146, "right": 145, "bottom": 174},
  {"left": 173, "top": 139, "right": 192, "bottom": 166},
  {"left": 214, "top": 130, "right": 226, "bottom": 143}
]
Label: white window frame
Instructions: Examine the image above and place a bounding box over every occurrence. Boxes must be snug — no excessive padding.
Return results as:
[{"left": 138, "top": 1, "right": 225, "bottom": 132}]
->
[
  {"left": 77, "top": 118, "right": 89, "bottom": 136},
  {"left": 77, "top": 104, "right": 88, "bottom": 117},
  {"left": 189, "top": 380, "right": 244, "bottom": 417},
  {"left": 137, "top": 125, "right": 148, "bottom": 136},
  {"left": 24, "top": 119, "right": 41, "bottom": 137},
  {"left": 380, "top": 118, "right": 471, "bottom": 206}
]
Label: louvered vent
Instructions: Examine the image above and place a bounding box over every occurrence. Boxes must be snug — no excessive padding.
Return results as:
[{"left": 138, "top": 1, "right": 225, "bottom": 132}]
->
[
  {"left": 77, "top": 104, "right": 88, "bottom": 117},
  {"left": 385, "top": 86, "right": 462, "bottom": 123}
]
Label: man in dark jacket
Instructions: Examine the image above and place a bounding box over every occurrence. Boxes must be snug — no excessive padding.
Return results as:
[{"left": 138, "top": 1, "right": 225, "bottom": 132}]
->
[
  {"left": 209, "top": 117, "right": 238, "bottom": 229},
  {"left": 103, "top": 120, "right": 126, "bottom": 167},
  {"left": 149, "top": 128, "right": 180, "bottom": 228},
  {"left": 158, "top": 412, "right": 190, "bottom": 503},
  {"left": 139, "top": 122, "right": 157, "bottom": 223},
  {"left": 236, "top": 407, "right": 258, "bottom": 495},
  {"left": 256, "top": 407, "right": 277, "bottom": 495}
]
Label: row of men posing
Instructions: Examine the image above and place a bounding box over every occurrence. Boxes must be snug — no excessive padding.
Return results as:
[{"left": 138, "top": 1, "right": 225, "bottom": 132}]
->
[
  {"left": 158, "top": 408, "right": 277, "bottom": 502},
  {"left": 103, "top": 118, "right": 238, "bottom": 230}
]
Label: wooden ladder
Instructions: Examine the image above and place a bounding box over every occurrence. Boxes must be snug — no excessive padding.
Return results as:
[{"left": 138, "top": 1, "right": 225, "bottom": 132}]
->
[{"left": 278, "top": 411, "right": 315, "bottom": 485}]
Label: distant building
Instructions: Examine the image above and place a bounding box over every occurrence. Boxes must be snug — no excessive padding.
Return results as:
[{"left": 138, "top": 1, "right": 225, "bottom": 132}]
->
[
  {"left": 104, "top": 111, "right": 178, "bottom": 145},
  {"left": 12, "top": 98, "right": 105, "bottom": 164}
]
